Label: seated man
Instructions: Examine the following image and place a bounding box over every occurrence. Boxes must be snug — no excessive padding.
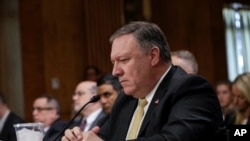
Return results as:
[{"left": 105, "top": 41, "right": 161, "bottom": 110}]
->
[
  {"left": 62, "top": 21, "right": 226, "bottom": 141},
  {"left": 97, "top": 74, "right": 122, "bottom": 115},
  {"left": 72, "top": 81, "right": 107, "bottom": 131},
  {"left": 33, "top": 94, "right": 68, "bottom": 141},
  {"left": 0, "top": 92, "right": 24, "bottom": 141},
  {"left": 95, "top": 74, "right": 122, "bottom": 127}
]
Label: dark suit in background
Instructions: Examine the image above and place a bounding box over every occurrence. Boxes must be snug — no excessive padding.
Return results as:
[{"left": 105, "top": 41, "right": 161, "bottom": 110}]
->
[
  {"left": 72, "top": 110, "right": 108, "bottom": 130},
  {"left": 43, "top": 119, "right": 68, "bottom": 141},
  {"left": 99, "top": 66, "right": 226, "bottom": 141},
  {"left": 0, "top": 112, "right": 24, "bottom": 141}
]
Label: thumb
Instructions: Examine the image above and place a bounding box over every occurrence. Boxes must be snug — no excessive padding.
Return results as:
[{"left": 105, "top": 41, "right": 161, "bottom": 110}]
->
[{"left": 91, "top": 126, "right": 100, "bottom": 134}]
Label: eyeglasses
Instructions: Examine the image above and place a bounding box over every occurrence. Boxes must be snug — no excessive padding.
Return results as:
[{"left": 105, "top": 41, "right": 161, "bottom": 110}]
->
[
  {"left": 33, "top": 107, "right": 53, "bottom": 112},
  {"left": 73, "top": 91, "right": 86, "bottom": 97}
]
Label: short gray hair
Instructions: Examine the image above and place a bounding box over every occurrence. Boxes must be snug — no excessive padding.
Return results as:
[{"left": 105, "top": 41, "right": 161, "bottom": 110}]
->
[
  {"left": 109, "top": 21, "right": 171, "bottom": 63},
  {"left": 171, "top": 50, "right": 198, "bottom": 74}
]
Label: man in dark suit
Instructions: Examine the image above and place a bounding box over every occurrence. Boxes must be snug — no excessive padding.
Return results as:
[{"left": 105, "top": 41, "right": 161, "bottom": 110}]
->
[
  {"left": 62, "top": 22, "right": 227, "bottom": 141},
  {"left": 0, "top": 92, "right": 24, "bottom": 141},
  {"left": 93, "top": 74, "right": 122, "bottom": 127},
  {"left": 32, "top": 95, "right": 68, "bottom": 141},
  {"left": 71, "top": 81, "right": 107, "bottom": 131}
]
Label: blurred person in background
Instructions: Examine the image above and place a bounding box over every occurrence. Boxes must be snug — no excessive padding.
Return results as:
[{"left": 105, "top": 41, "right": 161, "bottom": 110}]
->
[
  {"left": 83, "top": 65, "right": 102, "bottom": 82},
  {"left": 0, "top": 92, "right": 24, "bottom": 141},
  {"left": 94, "top": 74, "right": 122, "bottom": 127},
  {"left": 97, "top": 74, "right": 122, "bottom": 115},
  {"left": 171, "top": 50, "right": 198, "bottom": 74},
  {"left": 215, "top": 80, "right": 235, "bottom": 125},
  {"left": 72, "top": 81, "right": 107, "bottom": 131},
  {"left": 228, "top": 72, "right": 250, "bottom": 125},
  {"left": 33, "top": 94, "right": 68, "bottom": 141}
]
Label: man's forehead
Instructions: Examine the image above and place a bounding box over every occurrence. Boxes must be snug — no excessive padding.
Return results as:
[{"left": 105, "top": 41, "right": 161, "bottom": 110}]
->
[
  {"left": 98, "top": 84, "right": 114, "bottom": 90},
  {"left": 34, "top": 98, "right": 47, "bottom": 105},
  {"left": 77, "top": 82, "right": 96, "bottom": 90}
]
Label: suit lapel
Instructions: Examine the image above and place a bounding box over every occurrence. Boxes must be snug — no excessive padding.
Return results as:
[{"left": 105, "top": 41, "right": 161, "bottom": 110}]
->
[
  {"left": 138, "top": 66, "right": 177, "bottom": 136},
  {"left": 115, "top": 95, "right": 138, "bottom": 140},
  {"left": 89, "top": 111, "right": 106, "bottom": 129}
]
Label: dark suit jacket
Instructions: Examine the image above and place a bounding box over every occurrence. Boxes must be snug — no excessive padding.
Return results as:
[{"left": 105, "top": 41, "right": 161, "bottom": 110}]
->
[
  {"left": 43, "top": 119, "right": 68, "bottom": 141},
  {"left": 99, "top": 66, "right": 227, "bottom": 141},
  {"left": 0, "top": 112, "right": 24, "bottom": 141},
  {"left": 72, "top": 110, "right": 108, "bottom": 130}
]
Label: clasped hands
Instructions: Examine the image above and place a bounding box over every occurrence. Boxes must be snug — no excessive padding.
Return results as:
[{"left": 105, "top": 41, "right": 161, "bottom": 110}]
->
[{"left": 61, "top": 126, "right": 103, "bottom": 141}]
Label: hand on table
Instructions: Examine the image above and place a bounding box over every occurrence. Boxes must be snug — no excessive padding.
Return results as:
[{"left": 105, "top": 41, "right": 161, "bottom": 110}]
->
[{"left": 61, "top": 126, "right": 103, "bottom": 141}]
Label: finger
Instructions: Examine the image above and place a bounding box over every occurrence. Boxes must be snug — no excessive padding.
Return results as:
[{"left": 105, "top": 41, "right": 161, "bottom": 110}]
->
[
  {"left": 91, "top": 126, "right": 100, "bottom": 134},
  {"left": 72, "top": 126, "right": 83, "bottom": 139},
  {"left": 64, "top": 129, "right": 78, "bottom": 140},
  {"left": 61, "top": 136, "right": 69, "bottom": 141},
  {"left": 82, "top": 131, "right": 103, "bottom": 141}
]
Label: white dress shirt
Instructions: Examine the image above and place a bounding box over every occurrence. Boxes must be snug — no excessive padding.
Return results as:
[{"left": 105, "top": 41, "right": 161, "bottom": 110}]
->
[
  {"left": 0, "top": 110, "right": 10, "bottom": 133},
  {"left": 126, "top": 66, "right": 171, "bottom": 139},
  {"left": 83, "top": 108, "right": 102, "bottom": 132}
]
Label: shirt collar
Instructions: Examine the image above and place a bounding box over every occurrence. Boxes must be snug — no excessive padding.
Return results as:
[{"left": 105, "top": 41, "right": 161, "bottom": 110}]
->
[
  {"left": 85, "top": 108, "right": 102, "bottom": 125},
  {"left": 145, "top": 65, "right": 172, "bottom": 105}
]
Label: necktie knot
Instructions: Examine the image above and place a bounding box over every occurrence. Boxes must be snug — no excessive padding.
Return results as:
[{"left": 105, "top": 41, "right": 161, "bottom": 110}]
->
[{"left": 139, "top": 98, "right": 148, "bottom": 107}]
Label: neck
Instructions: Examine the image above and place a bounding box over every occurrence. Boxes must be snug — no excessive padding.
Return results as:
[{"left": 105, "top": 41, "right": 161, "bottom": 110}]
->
[
  {"left": 82, "top": 103, "right": 101, "bottom": 117},
  {"left": 134, "top": 63, "right": 170, "bottom": 99},
  {"left": 0, "top": 106, "right": 9, "bottom": 118},
  {"left": 44, "top": 115, "right": 59, "bottom": 127}
]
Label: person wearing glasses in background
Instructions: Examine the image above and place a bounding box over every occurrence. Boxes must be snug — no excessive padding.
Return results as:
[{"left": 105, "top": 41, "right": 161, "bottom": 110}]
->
[
  {"left": 71, "top": 81, "right": 107, "bottom": 131},
  {"left": 32, "top": 94, "right": 68, "bottom": 141}
]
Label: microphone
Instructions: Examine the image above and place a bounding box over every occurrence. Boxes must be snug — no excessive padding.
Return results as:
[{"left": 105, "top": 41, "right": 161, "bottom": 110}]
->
[{"left": 53, "top": 95, "right": 100, "bottom": 141}]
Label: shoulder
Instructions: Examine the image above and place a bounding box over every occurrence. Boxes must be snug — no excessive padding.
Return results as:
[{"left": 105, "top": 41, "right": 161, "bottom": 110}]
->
[
  {"left": 51, "top": 119, "right": 68, "bottom": 128},
  {"left": 158, "top": 66, "right": 217, "bottom": 107},
  {"left": 8, "top": 112, "right": 24, "bottom": 123},
  {"left": 168, "top": 66, "right": 213, "bottom": 92},
  {"left": 112, "top": 93, "right": 136, "bottom": 110}
]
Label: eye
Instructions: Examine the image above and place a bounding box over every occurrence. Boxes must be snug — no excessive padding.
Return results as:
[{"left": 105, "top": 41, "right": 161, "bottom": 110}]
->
[
  {"left": 120, "top": 58, "right": 129, "bottom": 63},
  {"left": 73, "top": 91, "right": 85, "bottom": 97},
  {"left": 103, "top": 92, "right": 112, "bottom": 98}
]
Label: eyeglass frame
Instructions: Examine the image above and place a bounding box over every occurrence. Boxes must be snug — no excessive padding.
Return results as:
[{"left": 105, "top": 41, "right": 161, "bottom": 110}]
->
[{"left": 33, "top": 107, "right": 54, "bottom": 112}]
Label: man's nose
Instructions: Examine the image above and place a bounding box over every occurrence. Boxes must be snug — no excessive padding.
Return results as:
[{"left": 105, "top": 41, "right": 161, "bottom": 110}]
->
[{"left": 112, "top": 63, "right": 121, "bottom": 76}]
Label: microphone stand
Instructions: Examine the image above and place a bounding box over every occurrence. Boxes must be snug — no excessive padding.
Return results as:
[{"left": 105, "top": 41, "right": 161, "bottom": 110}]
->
[{"left": 53, "top": 95, "right": 100, "bottom": 141}]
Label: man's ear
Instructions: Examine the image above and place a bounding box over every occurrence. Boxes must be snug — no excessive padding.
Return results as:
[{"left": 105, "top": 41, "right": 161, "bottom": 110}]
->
[{"left": 149, "top": 47, "right": 160, "bottom": 66}]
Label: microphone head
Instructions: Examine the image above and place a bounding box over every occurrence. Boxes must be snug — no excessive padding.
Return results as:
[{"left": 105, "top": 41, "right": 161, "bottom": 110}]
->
[{"left": 90, "top": 95, "right": 100, "bottom": 103}]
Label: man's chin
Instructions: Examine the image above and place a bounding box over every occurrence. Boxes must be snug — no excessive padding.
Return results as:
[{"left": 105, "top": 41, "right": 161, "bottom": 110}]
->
[
  {"left": 74, "top": 107, "right": 81, "bottom": 112},
  {"left": 123, "top": 88, "right": 133, "bottom": 95}
]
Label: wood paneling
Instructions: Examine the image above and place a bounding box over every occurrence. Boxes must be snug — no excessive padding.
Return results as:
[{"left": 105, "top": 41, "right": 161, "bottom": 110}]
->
[
  {"left": 0, "top": 0, "right": 24, "bottom": 118},
  {"left": 19, "top": 0, "right": 45, "bottom": 122},
  {"left": 18, "top": 0, "right": 250, "bottom": 121},
  {"left": 151, "top": 0, "right": 229, "bottom": 86},
  {"left": 83, "top": 0, "right": 122, "bottom": 74},
  {"left": 19, "top": 0, "right": 122, "bottom": 121}
]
